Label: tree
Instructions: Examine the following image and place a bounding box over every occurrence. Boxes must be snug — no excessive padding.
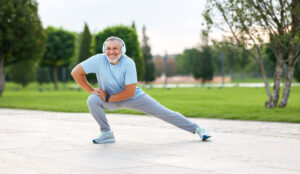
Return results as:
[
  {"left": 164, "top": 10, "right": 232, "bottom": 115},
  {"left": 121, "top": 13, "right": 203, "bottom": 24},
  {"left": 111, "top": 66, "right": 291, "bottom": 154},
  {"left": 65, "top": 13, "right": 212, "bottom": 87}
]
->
[
  {"left": 176, "top": 48, "right": 200, "bottom": 75},
  {"left": 213, "top": 41, "right": 252, "bottom": 79},
  {"left": 94, "top": 25, "right": 144, "bottom": 80},
  {"left": 193, "top": 47, "right": 214, "bottom": 84},
  {"left": 131, "top": 21, "right": 137, "bottom": 32},
  {"left": 0, "top": 0, "right": 46, "bottom": 96},
  {"left": 77, "top": 23, "right": 96, "bottom": 83},
  {"left": 175, "top": 54, "right": 187, "bottom": 75},
  {"left": 9, "top": 60, "right": 36, "bottom": 88},
  {"left": 204, "top": 0, "right": 300, "bottom": 108},
  {"left": 78, "top": 23, "right": 92, "bottom": 63},
  {"left": 36, "top": 66, "right": 51, "bottom": 85},
  {"left": 43, "top": 27, "right": 75, "bottom": 90},
  {"left": 141, "top": 25, "right": 155, "bottom": 83}
]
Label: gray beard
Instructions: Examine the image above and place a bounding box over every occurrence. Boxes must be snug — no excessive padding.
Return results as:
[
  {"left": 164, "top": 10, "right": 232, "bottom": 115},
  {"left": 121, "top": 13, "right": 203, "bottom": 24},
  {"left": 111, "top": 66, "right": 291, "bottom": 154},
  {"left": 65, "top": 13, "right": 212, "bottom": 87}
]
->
[{"left": 105, "top": 54, "right": 121, "bottom": 64}]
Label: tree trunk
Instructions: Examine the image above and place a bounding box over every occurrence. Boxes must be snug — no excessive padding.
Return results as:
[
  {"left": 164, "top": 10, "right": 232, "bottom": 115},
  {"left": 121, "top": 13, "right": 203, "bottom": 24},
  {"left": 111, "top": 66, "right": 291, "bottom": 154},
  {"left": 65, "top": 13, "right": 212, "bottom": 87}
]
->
[
  {"left": 278, "top": 48, "right": 299, "bottom": 107},
  {"left": 53, "top": 64, "right": 58, "bottom": 90},
  {"left": 278, "top": 64, "right": 294, "bottom": 107},
  {"left": 0, "top": 55, "right": 5, "bottom": 97},
  {"left": 269, "top": 54, "right": 285, "bottom": 107},
  {"left": 256, "top": 57, "right": 272, "bottom": 108}
]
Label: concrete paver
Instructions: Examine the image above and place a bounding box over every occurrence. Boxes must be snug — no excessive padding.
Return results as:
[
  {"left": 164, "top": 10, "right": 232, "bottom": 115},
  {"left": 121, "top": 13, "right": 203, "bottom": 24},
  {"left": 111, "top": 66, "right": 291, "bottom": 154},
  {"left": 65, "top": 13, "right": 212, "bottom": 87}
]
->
[{"left": 0, "top": 108, "right": 300, "bottom": 174}]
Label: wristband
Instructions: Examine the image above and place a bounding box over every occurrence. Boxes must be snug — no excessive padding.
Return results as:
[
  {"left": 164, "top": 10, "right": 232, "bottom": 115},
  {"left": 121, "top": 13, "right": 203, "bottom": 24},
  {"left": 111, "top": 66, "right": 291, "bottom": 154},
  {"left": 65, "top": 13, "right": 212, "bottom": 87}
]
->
[{"left": 105, "top": 94, "right": 110, "bottom": 102}]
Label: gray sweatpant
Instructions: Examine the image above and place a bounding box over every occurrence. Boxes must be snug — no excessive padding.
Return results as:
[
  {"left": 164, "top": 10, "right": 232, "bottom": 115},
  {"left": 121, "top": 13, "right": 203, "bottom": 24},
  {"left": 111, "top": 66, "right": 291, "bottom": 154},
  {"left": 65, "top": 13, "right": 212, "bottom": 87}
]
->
[{"left": 87, "top": 93, "right": 199, "bottom": 134}]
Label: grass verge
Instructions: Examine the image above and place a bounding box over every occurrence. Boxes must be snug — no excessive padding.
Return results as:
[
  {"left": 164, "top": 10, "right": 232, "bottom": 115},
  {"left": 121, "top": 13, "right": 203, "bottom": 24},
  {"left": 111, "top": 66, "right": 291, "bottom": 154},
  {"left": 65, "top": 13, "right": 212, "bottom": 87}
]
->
[{"left": 0, "top": 82, "right": 299, "bottom": 123}]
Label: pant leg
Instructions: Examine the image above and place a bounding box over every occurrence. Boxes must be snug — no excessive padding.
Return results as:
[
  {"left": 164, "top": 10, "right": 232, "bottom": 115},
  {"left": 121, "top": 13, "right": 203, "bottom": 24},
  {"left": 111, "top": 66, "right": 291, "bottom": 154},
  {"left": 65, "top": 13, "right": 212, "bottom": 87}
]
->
[
  {"left": 87, "top": 94, "right": 120, "bottom": 132},
  {"left": 119, "top": 94, "right": 199, "bottom": 134}
]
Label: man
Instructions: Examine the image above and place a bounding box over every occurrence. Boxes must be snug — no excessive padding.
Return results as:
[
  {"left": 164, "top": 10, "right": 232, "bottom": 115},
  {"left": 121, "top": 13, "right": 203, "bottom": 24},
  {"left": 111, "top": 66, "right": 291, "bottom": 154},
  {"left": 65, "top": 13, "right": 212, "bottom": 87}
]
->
[{"left": 71, "top": 36, "right": 211, "bottom": 144}]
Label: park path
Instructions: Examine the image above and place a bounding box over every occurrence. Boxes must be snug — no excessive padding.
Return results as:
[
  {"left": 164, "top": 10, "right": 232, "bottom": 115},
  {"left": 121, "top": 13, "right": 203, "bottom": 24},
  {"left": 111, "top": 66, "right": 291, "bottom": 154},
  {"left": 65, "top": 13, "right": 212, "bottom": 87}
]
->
[{"left": 0, "top": 108, "right": 300, "bottom": 174}]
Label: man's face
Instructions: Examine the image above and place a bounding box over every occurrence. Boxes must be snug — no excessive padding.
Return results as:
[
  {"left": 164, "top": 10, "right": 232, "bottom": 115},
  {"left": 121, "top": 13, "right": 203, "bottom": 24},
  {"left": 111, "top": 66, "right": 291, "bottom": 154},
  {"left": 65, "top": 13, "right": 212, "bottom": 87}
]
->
[{"left": 105, "top": 40, "right": 122, "bottom": 61}]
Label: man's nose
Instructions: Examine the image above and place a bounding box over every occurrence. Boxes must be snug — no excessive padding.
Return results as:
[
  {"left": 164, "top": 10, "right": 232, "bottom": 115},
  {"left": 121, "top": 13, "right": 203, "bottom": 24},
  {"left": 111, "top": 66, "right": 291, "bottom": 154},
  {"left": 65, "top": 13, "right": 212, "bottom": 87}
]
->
[{"left": 108, "top": 50, "right": 114, "bottom": 54}]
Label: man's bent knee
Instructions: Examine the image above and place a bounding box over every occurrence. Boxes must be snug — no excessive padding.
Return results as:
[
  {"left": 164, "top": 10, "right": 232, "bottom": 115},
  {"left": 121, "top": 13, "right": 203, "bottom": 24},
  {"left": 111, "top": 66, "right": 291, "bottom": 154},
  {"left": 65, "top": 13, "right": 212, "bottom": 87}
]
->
[{"left": 87, "top": 94, "right": 102, "bottom": 107}]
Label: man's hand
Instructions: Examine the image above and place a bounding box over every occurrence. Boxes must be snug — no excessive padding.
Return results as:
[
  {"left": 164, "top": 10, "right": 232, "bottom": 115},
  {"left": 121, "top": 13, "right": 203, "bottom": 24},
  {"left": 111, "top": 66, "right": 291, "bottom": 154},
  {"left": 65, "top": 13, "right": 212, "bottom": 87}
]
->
[{"left": 92, "top": 88, "right": 107, "bottom": 101}]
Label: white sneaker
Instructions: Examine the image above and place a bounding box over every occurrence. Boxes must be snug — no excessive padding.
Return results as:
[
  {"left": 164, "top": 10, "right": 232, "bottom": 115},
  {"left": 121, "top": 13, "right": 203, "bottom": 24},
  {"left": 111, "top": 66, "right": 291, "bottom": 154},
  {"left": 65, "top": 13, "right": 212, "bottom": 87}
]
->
[
  {"left": 196, "top": 127, "right": 211, "bottom": 141},
  {"left": 92, "top": 130, "right": 116, "bottom": 144}
]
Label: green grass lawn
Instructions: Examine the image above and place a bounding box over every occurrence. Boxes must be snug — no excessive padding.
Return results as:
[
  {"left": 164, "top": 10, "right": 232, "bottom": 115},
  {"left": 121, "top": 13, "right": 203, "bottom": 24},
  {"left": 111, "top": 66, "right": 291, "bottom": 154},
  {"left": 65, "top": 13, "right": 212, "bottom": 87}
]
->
[{"left": 0, "top": 82, "right": 300, "bottom": 123}]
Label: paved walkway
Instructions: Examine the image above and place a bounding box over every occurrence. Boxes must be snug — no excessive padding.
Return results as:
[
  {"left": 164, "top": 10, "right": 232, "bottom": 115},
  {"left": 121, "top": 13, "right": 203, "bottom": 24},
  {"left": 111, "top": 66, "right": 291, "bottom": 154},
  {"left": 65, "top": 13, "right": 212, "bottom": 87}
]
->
[{"left": 0, "top": 108, "right": 300, "bottom": 174}]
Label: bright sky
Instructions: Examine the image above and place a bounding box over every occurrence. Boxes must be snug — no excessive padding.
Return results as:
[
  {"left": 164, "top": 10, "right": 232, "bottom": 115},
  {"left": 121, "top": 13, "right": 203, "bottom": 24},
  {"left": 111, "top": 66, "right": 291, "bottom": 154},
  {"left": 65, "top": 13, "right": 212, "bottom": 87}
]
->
[{"left": 37, "top": 0, "right": 208, "bottom": 55}]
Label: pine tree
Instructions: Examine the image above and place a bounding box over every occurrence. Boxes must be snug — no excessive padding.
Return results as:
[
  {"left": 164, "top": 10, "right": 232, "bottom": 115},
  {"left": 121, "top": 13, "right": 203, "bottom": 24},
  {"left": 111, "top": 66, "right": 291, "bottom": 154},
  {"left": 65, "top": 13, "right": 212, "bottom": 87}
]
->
[
  {"left": 131, "top": 21, "right": 136, "bottom": 32},
  {"left": 141, "top": 25, "right": 155, "bottom": 83},
  {"left": 78, "top": 23, "right": 92, "bottom": 63},
  {"left": 77, "top": 23, "right": 97, "bottom": 84}
]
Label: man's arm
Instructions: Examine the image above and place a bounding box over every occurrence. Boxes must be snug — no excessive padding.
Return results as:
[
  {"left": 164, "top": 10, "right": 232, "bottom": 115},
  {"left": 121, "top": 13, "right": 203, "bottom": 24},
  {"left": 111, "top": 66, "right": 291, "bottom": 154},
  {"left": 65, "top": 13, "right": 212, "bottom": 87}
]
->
[
  {"left": 108, "top": 83, "right": 136, "bottom": 102},
  {"left": 93, "top": 83, "right": 136, "bottom": 102},
  {"left": 71, "top": 64, "right": 94, "bottom": 93},
  {"left": 71, "top": 64, "right": 136, "bottom": 102}
]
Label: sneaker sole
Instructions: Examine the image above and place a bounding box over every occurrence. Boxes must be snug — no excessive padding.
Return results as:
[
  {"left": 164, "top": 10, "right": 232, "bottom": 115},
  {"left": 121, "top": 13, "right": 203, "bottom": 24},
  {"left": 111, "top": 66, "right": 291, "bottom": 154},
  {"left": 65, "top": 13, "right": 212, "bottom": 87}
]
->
[
  {"left": 92, "top": 138, "right": 116, "bottom": 144},
  {"left": 202, "top": 135, "right": 211, "bottom": 141}
]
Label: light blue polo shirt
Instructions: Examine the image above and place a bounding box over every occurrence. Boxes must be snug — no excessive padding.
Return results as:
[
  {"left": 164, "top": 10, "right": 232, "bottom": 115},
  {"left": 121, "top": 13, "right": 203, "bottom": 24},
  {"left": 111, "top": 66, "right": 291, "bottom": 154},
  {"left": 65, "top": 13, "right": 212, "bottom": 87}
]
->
[{"left": 81, "top": 53, "right": 144, "bottom": 100}]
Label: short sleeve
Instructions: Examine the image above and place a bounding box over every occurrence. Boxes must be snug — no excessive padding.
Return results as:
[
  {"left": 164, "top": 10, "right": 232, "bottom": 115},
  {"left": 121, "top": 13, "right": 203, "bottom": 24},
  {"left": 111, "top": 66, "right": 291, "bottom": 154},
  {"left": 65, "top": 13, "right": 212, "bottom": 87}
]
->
[
  {"left": 125, "top": 59, "right": 137, "bottom": 85},
  {"left": 81, "top": 54, "right": 99, "bottom": 74}
]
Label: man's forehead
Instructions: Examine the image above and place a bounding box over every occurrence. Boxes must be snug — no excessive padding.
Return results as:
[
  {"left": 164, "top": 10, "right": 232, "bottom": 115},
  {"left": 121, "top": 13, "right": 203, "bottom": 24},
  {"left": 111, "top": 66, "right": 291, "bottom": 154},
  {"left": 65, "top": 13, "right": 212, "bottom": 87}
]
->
[{"left": 106, "top": 40, "right": 121, "bottom": 47}]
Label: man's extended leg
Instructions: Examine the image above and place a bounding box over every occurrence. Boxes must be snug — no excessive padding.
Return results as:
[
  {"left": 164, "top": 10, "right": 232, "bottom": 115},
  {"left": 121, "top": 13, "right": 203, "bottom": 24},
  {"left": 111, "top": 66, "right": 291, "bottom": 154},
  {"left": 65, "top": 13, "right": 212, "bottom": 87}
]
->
[{"left": 119, "top": 94, "right": 199, "bottom": 134}]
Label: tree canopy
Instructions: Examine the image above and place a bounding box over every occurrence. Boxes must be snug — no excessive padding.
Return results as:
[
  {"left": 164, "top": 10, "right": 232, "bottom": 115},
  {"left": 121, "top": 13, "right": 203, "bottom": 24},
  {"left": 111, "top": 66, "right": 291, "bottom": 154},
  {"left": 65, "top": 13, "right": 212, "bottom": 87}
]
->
[
  {"left": 42, "top": 26, "right": 76, "bottom": 90},
  {"left": 193, "top": 47, "right": 214, "bottom": 84},
  {"left": 203, "top": 0, "right": 300, "bottom": 108},
  {"left": 0, "top": 0, "right": 45, "bottom": 95},
  {"left": 176, "top": 48, "right": 199, "bottom": 75},
  {"left": 9, "top": 60, "right": 36, "bottom": 88}
]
